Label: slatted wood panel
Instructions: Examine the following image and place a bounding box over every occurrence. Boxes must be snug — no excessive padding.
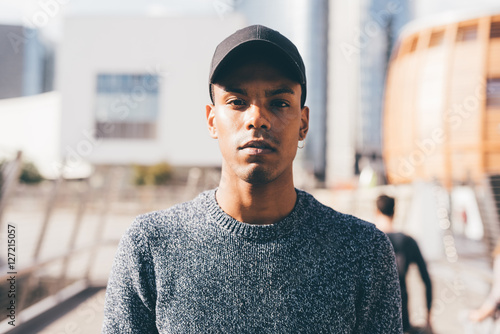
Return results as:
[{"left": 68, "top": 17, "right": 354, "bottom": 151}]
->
[
  {"left": 485, "top": 18, "right": 500, "bottom": 175},
  {"left": 490, "top": 19, "right": 500, "bottom": 38},
  {"left": 384, "top": 14, "right": 500, "bottom": 185},
  {"left": 485, "top": 109, "right": 500, "bottom": 141},
  {"left": 489, "top": 41, "right": 500, "bottom": 76},
  {"left": 416, "top": 31, "right": 447, "bottom": 181},
  {"left": 447, "top": 40, "right": 483, "bottom": 154},
  {"left": 486, "top": 154, "right": 500, "bottom": 174},
  {"left": 384, "top": 34, "right": 421, "bottom": 183}
]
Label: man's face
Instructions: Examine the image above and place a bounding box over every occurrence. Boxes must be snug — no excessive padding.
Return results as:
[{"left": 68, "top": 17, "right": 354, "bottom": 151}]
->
[{"left": 206, "top": 59, "right": 309, "bottom": 185}]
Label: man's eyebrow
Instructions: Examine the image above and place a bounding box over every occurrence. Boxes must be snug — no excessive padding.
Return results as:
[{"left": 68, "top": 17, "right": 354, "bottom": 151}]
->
[
  {"left": 221, "top": 86, "right": 247, "bottom": 95},
  {"left": 265, "top": 87, "right": 295, "bottom": 97}
]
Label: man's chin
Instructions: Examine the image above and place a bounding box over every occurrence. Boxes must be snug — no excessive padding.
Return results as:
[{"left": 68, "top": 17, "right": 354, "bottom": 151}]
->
[{"left": 241, "top": 167, "right": 276, "bottom": 185}]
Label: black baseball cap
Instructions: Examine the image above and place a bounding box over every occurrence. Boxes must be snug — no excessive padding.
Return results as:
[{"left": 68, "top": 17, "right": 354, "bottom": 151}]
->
[{"left": 209, "top": 25, "right": 307, "bottom": 107}]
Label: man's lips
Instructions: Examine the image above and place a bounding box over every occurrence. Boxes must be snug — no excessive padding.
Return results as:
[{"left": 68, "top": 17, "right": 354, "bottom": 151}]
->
[{"left": 239, "top": 140, "right": 276, "bottom": 154}]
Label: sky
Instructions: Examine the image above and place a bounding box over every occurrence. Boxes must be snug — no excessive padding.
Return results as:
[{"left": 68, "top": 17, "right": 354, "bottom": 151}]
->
[
  {"left": 0, "top": 0, "right": 223, "bottom": 41},
  {"left": 417, "top": 0, "right": 500, "bottom": 18},
  {"left": 1, "top": 0, "right": 500, "bottom": 42}
]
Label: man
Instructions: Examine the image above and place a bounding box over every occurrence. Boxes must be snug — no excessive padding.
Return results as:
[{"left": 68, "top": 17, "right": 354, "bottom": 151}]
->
[
  {"left": 375, "top": 194, "right": 433, "bottom": 333},
  {"left": 103, "top": 25, "right": 402, "bottom": 333}
]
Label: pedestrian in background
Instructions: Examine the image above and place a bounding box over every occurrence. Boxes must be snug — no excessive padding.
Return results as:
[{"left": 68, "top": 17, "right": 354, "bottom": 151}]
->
[
  {"left": 375, "top": 194, "right": 433, "bottom": 334},
  {"left": 468, "top": 239, "right": 500, "bottom": 333}
]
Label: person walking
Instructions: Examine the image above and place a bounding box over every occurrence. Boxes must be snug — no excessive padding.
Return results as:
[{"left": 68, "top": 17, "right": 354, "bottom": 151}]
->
[{"left": 375, "top": 194, "right": 433, "bottom": 333}]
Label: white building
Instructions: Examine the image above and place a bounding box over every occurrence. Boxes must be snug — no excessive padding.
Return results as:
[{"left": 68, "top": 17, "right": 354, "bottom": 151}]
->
[
  {"left": 58, "top": 15, "right": 245, "bottom": 174},
  {"left": 0, "top": 92, "right": 61, "bottom": 178},
  {"left": 326, "top": 0, "right": 413, "bottom": 188}
]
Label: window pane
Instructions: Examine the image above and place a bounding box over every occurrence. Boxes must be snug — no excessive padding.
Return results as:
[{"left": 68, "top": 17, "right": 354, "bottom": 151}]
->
[
  {"left": 409, "top": 36, "right": 418, "bottom": 53},
  {"left": 429, "top": 31, "right": 445, "bottom": 48},
  {"left": 456, "top": 25, "right": 478, "bottom": 42},
  {"left": 95, "top": 122, "right": 156, "bottom": 139},
  {"left": 487, "top": 78, "right": 500, "bottom": 107},
  {"left": 491, "top": 21, "right": 500, "bottom": 39},
  {"left": 95, "top": 73, "right": 160, "bottom": 139},
  {"left": 486, "top": 78, "right": 500, "bottom": 107}
]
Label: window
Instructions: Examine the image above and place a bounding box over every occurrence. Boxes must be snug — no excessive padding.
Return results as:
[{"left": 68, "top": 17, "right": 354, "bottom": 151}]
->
[
  {"left": 95, "top": 74, "right": 160, "bottom": 139},
  {"left": 429, "top": 31, "right": 445, "bottom": 48},
  {"left": 487, "top": 78, "right": 500, "bottom": 107},
  {"left": 491, "top": 21, "right": 500, "bottom": 39},
  {"left": 409, "top": 36, "right": 418, "bottom": 53},
  {"left": 456, "top": 25, "right": 478, "bottom": 42}
]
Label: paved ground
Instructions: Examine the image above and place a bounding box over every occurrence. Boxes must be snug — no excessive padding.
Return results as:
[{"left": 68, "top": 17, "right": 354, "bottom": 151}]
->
[
  {"left": 404, "top": 235, "right": 494, "bottom": 334},
  {"left": 0, "top": 186, "right": 497, "bottom": 333},
  {"left": 38, "top": 288, "right": 106, "bottom": 334}
]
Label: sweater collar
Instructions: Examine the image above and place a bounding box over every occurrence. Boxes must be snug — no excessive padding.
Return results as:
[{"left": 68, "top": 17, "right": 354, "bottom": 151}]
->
[{"left": 204, "top": 188, "right": 307, "bottom": 241}]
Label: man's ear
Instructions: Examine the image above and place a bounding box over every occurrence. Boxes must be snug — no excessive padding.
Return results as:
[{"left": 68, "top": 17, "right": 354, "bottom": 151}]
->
[
  {"left": 299, "top": 106, "right": 309, "bottom": 140},
  {"left": 206, "top": 104, "right": 218, "bottom": 139}
]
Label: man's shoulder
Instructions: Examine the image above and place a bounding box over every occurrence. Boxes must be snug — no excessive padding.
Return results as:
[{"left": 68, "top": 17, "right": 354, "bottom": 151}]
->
[
  {"left": 126, "top": 189, "right": 212, "bottom": 236},
  {"left": 300, "top": 190, "right": 393, "bottom": 262},
  {"left": 300, "top": 190, "right": 381, "bottom": 237}
]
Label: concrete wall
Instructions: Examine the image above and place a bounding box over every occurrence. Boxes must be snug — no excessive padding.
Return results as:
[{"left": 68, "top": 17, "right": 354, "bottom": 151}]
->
[
  {"left": 58, "top": 15, "right": 245, "bottom": 169},
  {"left": 0, "top": 92, "right": 61, "bottom": 178},
  {"left": 326, "top": 0, "right": 360, "bottom": 187}
]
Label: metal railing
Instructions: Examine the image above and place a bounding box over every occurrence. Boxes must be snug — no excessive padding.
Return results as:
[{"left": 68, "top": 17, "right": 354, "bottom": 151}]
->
[{"left": 0, "top": 161, "right": 220, "bottom": 331}]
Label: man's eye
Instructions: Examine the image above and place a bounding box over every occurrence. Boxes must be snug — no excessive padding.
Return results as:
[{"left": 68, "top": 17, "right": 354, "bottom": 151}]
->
[
  {"left": 271, "top": 101, "right": 290, "bottom": 108},
  {"left": 228, "top": 99, "right": 246, "bottom": 106}
]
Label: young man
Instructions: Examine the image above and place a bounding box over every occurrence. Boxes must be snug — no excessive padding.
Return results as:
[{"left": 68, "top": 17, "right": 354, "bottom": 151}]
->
[
  {"left": 375, "top": 195, "right": 433, "bottom": 333},
  {"left": 103, "top": 25, "right": 402, "bottom": 333}
]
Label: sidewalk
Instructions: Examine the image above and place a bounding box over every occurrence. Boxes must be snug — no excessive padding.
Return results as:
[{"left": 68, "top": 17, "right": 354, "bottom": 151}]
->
[
  {"left": 2, "top": 185, "right": 496, "bottom": 333},
  {"left": 408, "top": 236, "right": 493, "bottom": 334}
]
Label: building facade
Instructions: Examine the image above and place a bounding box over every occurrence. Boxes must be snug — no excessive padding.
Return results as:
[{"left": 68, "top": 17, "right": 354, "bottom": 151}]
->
[
  {"left": 0, "top": 24, "right": 53, "bottom": 99},
  {"left": 58, "top": 15, "right": 245, "bottom": 171},
  {"left": 383, "top": 10, "right": 500, "bottom": 185},
  {"left": 326, "top": 0, "right": 413, "bottom": 187}
]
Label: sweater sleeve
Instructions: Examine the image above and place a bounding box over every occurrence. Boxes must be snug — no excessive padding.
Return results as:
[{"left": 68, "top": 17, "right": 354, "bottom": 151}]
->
[
  {"left": 102, "top": 221, "right": 158, "bottom": 333},
  {"left": 355, "top": 230, "right": 403, "bottom": 333}
]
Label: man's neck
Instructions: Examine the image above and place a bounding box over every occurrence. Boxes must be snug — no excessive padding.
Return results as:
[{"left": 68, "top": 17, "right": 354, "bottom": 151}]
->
[{"left": 216, "top": 172, "right": 297, "bottom": 226}]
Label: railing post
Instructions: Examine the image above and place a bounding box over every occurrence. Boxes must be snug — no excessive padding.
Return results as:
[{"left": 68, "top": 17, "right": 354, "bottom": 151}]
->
[
  {"left": 32, "top": 167, "right": 65, "bottom": 262},
  {"left": 0, "top": 151, "right": 23, "bottom": 229},
  {"left": 59, "top": 177, "right": 92, "bottom": 288},
  {"left": 85, "top": 166, "right": 124, "bottom": 281},
  {"left": 17, "top": 161, "right": 65, "bottom": 319}
]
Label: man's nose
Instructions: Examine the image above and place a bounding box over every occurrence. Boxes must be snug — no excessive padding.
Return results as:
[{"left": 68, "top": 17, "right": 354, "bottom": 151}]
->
[{"left": 245, "top": 104, "right": 271, "bottom": 130}]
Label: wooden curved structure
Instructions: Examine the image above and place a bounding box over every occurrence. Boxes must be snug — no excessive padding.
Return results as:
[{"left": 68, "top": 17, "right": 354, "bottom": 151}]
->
[{"left": 384, "top": 12, "right": 500, "bottom": 186}]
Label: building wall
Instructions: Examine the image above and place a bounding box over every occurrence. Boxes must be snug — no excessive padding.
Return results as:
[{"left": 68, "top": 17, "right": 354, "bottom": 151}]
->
[
  {"left": 0, "top": 24, "right": 49, "bottom": 99},
  {"left": 0, "top": 92, "right": 61, "bottom": 178},
  {"left": 358, "top": 0, "right": 413, "bottom": 181},
  {"left": 326, "top": 0, "right": 361, "bottom": 187},
  {"left": 384, "top": 12, "right": 500, "bottom": 185},
  {"left": 326, "top": 0, "right": 413, "bottom": 188},
  {"left": 58, "top": 15, "right": 245, "bottom": 169}
]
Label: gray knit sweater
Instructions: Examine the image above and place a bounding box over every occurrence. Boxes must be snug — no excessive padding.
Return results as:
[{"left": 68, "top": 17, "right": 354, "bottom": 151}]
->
[{"left": 102, "top": 189, "right": 402, "bottom": 333}]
